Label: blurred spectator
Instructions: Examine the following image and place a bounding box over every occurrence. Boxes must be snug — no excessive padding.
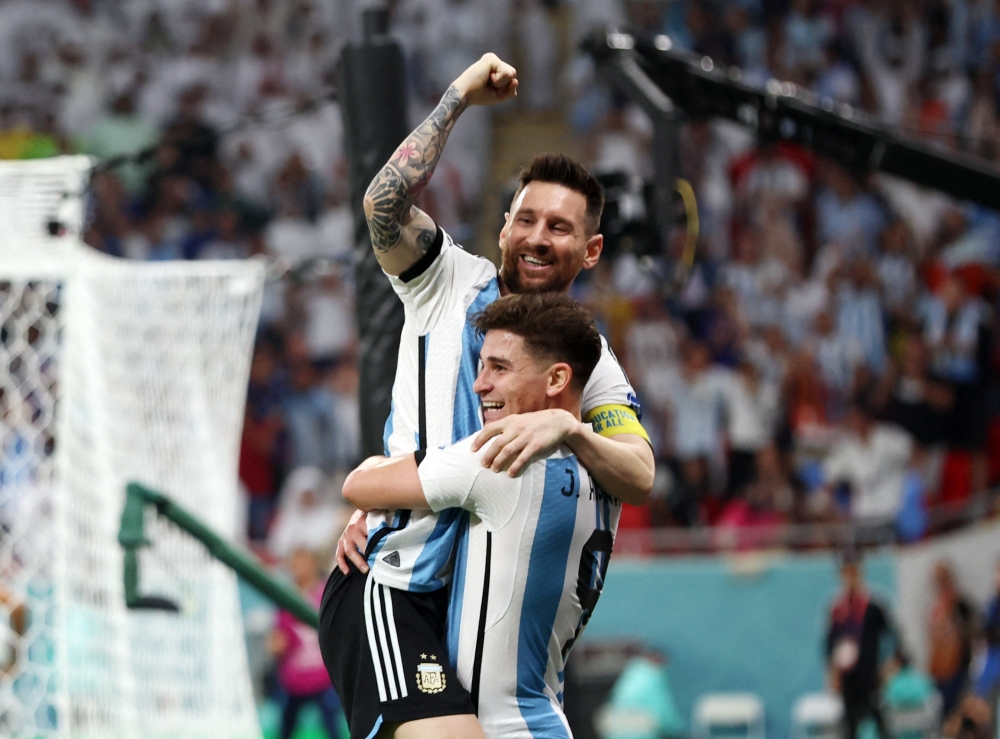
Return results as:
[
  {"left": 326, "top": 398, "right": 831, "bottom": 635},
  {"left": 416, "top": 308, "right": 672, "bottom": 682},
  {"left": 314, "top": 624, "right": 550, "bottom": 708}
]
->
[
  {"left": 854, "top": 1, "right": 925, "bottom": 125},
  {"left": 283, "top": 353, "right": 345, "bottom": 474},
  {"left": 241, "top": 341, "right": 287, "bottom": 541},
  {"left": 267, "top": 467, "right": 344, "bottom": 563},
  {"left": 0, "top": 582, "right": 26, "bottom": 678},
  {"left": 267, "top": 548, "right": 342, "bottom": 739},
  {"left": 880, "top": 333, "right": 952, "bottom": 450},
  {"left": 816, "top": 162, "right": 888, "bottom": 262},
  {"left": 661, "top": 340, "right": 729, "bottom": 523},
  {"left": 825, "top": 551, "right": 895, "bottom": 739},
  {"left": 922, "top": 273, "right": 994, "bottom": 495},
  {"left": 813, "top": 38, "right": 860, "bottom": 106},
  {"left": 783, "top": 0, "right": 832, "bottom": 78},
  {"left": 942, "top": 695, "right": 993, "bottom": 739},
  {"left": 721, "top": 358, "right": 780, "bottom": 497},
  {"left": 876, "top": 219, "right": 918, "bottom": 320},
  {"left": 833, "top": 262, "right": 888, "bottom": 373},
  {"left": 596, "top": 648, "right": 685, "bottom": 739},
  {"left": 809, "top": 309, "right": 862, "bottom": 420},
  {"left": 821, "top": 393, "right": 915, "bottom": 523},
  {"left": 78, "top": 89, "right": 158, "bottom": 194},
  {"left": 715, "top": 444, "right": 793, "bottom": 547},
  {"left": 927, "top": 561, "right": 975, "bottom": 716},
  {"left": 972, "top": 560, "right": 1000, "bottom": 708},
  {"left": 299, "top": 272, "right": 356, "bottom": 365}
]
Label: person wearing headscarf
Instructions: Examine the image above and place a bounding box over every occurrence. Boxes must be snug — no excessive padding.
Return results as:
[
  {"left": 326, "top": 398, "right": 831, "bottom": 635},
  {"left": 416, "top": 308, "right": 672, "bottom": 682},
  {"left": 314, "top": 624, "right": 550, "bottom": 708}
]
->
[{"left": 268, "top": 466, "right": 344, "bottom": 563}]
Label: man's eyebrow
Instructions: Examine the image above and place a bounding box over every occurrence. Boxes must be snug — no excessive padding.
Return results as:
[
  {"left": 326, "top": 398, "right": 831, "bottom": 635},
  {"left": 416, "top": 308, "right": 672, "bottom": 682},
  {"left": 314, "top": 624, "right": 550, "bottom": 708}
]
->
[{"left": 481, "top": 354, "right": 512, "bottom": 367}]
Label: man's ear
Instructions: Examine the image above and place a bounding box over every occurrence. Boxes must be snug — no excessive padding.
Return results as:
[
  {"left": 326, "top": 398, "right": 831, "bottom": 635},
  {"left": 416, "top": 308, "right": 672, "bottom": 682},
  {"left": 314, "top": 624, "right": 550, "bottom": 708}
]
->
[
  {"left": 582, "top": 233, "right": 603, "bottom": 270},
  {"left": 546, "top": 362, "right": 573, "bottom": 397},
  {"left": 499, "top": 212, "right": 511, "bottom": 248}
]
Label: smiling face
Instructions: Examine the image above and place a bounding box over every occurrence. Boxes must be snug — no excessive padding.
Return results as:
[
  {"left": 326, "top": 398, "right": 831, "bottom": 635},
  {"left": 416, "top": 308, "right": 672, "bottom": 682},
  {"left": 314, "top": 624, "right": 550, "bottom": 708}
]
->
[
  {"left": 473, "top": 329, "right": 566, "bottom": 424},
  {"left": 498, "top": 181, "right": 603, "bottom": 295}
]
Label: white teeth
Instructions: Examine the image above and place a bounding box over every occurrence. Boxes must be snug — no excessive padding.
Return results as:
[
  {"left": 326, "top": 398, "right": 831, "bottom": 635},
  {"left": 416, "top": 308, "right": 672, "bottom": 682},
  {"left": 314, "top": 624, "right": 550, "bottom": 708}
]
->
[
  {"left": 482, "top": 401, "right": 504, "bottom": 410},
  {"left": 523, "top": 255, "right": 548, "bottom": 266}
]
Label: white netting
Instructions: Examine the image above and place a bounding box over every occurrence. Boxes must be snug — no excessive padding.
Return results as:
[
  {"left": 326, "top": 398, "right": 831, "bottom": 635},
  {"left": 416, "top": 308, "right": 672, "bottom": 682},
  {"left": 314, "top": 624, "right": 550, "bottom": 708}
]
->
[{"left": 0, "top": 157, "right": 265, "bottom": 739}]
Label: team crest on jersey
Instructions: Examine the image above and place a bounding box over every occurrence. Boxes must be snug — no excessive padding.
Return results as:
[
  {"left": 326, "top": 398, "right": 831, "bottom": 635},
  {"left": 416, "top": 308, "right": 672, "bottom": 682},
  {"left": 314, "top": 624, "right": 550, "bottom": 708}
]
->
[{"left": 415, "top": 656, "right": 445, "bottom": 694}]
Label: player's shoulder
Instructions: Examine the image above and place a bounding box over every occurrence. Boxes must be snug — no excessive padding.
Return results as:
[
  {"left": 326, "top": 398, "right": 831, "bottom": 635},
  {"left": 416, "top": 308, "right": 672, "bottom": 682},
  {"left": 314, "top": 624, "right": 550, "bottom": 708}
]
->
[
  {"left": 593, "top": 334, "right": 626, "bottom": 374},
  {"left": 442, "top": 228, "right": 498, "bottom": 274},
  {"left": 389, "top": 226, "right": 496, "bottom": 290},
  {"left": 582, "top": 335, "right": 638, "bottom": 401}
]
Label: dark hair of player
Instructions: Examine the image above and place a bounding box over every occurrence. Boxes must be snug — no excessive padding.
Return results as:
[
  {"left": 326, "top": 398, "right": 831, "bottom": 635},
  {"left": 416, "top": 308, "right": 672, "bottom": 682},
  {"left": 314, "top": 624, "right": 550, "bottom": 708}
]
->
[
  {"left": 473, "top": 292, "right": 602, "bottom": 392},
  {"left": 515, "top": 153, "right": 605, "bottom": 236}
]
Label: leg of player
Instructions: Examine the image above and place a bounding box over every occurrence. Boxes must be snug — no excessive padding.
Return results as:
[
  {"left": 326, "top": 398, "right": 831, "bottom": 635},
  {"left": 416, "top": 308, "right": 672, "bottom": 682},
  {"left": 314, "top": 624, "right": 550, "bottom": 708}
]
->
[{"left": 380, "top": 714, "right": 487, "bottom": 739}]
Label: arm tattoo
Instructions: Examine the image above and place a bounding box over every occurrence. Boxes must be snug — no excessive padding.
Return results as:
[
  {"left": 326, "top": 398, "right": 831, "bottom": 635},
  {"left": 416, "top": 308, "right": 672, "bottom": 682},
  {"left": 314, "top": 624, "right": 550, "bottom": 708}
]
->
[{"left": 365, "top": 85, "right": 468, "bottom": 253}]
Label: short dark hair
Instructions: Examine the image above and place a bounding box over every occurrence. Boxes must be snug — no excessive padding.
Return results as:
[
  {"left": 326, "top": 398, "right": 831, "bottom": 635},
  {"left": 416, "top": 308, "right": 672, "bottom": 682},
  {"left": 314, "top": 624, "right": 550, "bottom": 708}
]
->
[
  {"left": 473, "top": 293, "right": 602, "bottom": 391},
  {"left": 516, "top": 154, "right": 604, "bottom": 236}
]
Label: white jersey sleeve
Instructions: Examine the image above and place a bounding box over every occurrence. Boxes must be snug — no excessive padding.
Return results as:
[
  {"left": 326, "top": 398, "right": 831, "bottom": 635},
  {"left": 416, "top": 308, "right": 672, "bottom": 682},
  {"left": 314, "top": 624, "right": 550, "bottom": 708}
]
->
[
  {"left": 580, "top": 337, "right": 649, "bottom": 441},
  {"left": 386, "top": 227, "right": 496, "bottom": 334},
  {"left": 418, "top": 437, "right": 521, "bottom": 531}
]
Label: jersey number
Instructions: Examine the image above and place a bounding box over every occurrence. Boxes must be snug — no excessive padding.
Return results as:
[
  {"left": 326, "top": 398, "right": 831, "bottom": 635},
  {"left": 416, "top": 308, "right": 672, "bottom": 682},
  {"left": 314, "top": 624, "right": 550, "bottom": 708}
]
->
[{"left": 562, "top": 529, "right": 614, "bottom": 659}]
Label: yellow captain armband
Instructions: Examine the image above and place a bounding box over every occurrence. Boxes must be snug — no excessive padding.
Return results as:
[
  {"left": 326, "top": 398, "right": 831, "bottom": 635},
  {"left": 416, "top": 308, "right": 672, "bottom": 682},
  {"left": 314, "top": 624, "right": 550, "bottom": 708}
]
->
[{"left": 584, "top": 404, "right": 650, "bottom": 441}]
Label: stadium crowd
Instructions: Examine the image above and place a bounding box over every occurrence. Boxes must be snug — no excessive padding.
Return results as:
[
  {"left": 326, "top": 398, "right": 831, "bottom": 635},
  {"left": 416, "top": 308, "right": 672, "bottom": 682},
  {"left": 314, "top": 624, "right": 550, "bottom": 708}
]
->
[
  {"left": 2, "top": 0, "right": 1000, "bottom": 548},
  {"left": 4, "top": 0, "right": 1000, "bottom": 737}
]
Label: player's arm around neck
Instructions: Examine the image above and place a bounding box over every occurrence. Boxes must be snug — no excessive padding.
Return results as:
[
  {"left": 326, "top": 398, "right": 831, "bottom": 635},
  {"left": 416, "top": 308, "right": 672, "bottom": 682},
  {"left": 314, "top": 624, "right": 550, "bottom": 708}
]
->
[
  {"left": 473, "top": 409, "right": 654, "bottom": 506},
  {"left": 363, "top": 53, "right": 517, "bottom": 276},
  {"left": 342, "top": 454, "right": 428, "bottom": 511}
]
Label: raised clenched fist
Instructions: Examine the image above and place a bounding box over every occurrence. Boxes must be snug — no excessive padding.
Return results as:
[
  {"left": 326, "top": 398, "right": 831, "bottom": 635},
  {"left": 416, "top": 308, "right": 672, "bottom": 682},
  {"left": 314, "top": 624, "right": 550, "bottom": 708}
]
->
[{"left": 453, "top": 53, "right": 518, "bottom": 107}]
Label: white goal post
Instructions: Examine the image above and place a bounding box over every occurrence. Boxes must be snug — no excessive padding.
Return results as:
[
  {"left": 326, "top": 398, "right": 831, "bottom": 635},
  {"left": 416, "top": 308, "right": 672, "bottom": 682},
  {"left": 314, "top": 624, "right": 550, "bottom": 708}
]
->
[{"left": 0, "top": 156, "right": 265, "bottom": 739}]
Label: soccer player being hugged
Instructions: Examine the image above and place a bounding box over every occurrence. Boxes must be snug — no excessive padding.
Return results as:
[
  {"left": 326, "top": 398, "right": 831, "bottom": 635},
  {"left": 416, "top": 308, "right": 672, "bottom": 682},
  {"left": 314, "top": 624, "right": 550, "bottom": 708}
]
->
[{"left": 319, "top": 53, "right": 653, "bottom": 739}]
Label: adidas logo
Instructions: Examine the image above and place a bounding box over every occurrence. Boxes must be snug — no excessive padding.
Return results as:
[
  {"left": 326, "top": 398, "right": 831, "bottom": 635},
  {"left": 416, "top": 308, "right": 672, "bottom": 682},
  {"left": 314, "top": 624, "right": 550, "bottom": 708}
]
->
[{"left": 382, "top": 551, "right": 401, "bottom": 567}]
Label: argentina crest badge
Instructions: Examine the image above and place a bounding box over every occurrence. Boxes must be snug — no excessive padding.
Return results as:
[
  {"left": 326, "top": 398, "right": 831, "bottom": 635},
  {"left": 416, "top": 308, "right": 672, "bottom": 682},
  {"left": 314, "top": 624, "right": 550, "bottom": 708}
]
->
[{"left": 415, "top": 656, "right": 446, "bottom": 694}]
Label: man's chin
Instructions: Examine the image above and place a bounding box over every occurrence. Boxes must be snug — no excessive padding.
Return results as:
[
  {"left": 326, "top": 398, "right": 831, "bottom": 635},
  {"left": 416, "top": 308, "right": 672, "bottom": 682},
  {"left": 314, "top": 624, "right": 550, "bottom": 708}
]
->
[{"left": 502, "top": 267, "right": 572, "bottom": 295}]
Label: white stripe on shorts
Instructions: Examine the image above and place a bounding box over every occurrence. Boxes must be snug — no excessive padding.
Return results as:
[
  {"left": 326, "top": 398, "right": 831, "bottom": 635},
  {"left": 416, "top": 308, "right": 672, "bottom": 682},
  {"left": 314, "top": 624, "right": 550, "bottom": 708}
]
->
[
  {"left": 363, "top": 572, "right": 388, "bottom": 702},
  {"left": 371, "top": 581, "right": 399, "bottom": 700},
  {"left": 381, "top": 584, "right": 409, "bottom": 699}
]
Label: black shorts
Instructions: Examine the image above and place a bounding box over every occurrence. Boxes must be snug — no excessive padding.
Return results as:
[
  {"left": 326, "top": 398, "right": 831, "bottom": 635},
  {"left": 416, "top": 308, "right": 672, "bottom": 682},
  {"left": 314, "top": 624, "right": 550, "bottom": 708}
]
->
[{"left": 318, "top": 563, "right": 474, "bottom": 739}]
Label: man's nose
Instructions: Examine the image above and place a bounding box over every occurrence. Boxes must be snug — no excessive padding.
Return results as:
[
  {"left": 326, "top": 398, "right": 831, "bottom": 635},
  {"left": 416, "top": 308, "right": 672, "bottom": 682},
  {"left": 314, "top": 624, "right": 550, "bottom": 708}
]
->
[
  {"left": 526, "top": 222, "right": 551, "bottom": 248},
  {"left": 473, "top": 371, "right": 489, "bottom": 393}
]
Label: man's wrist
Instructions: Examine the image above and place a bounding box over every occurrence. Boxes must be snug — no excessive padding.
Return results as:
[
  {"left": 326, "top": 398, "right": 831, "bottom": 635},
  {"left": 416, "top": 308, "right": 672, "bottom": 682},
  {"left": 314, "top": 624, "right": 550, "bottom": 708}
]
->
[
  {"left": 447, "top": 79, "right": 472, "bottom": 107},
  {"left": 563, "top": 412, "right": 589, "bottom": 447}
]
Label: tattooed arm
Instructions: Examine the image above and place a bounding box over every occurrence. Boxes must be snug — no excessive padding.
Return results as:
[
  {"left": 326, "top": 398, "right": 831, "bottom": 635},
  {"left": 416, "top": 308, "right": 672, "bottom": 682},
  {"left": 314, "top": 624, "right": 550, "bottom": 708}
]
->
[{"left": 364, "top": 53, "right": 518, "bottom": 276}]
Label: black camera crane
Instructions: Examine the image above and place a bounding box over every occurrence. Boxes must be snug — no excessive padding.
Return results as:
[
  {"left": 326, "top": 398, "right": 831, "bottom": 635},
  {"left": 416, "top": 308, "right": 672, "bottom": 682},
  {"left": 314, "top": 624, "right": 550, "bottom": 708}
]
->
[{"left": 584, "top": 28, "right": 1000, "bottom": 262}]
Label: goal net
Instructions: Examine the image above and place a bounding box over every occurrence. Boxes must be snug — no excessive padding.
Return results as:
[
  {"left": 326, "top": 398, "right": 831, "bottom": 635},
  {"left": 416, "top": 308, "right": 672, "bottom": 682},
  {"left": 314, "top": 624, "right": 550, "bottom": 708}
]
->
[{"left": 0, "top": 156, "right": 265, "bottom": 739}]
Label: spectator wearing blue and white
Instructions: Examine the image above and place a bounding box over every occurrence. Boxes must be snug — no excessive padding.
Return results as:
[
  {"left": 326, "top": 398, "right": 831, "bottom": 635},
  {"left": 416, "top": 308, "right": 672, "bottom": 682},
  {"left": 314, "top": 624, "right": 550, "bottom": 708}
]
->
[
  {"left": 833, "top": 262, "right": 888, "bottom": 374},
  {"left": 661, "top": 339, "right": 729, "bottom": 464},
  {"left": 875, "top": 220, "right": 918, "bottom": 318},
  {"left": 816, "top": 161, "right": 888, "bottom": 261},
  {"left": 812, "top": 38, "right": 861, "bottom": 106},
  {"left": 922, "top": 271, "right": 993, "bottom": 493},
  {"left": 783, "top": 0, "right": 833, "bottom": 78},
  {"left": 809, "top": 309, "right": 863, "bottom": 419},
  {"left": 923, "top": 272, "right": 990, "bottom": 386}
]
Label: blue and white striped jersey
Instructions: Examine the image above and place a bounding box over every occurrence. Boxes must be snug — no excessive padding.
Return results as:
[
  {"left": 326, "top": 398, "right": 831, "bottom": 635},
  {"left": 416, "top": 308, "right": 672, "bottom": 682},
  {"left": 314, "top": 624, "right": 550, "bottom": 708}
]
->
[
  {"left": 419, "top": 437, "right": 619, "bottom": 739},
  {"left": 366, "top": 227, "right": 641, "bottom": 592}
]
